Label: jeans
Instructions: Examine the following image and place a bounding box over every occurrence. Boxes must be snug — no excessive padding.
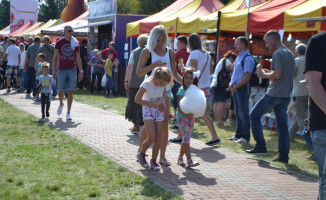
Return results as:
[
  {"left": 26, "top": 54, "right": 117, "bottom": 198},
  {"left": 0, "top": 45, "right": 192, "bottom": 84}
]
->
[
  {"left": 19, "top": 69, "right": 26, "bottom": 88},
  {"left": 311, "top": 129, "right": 326, "bottom": 200},
  {"left": 233, "top": 84, "right": 250, "bottom": 141},
  {"left": 302, "top": 126, "right": 313, "bottom": 150},
  {"left": 171, "top": 80, "right": 181, "bottom": 109},
  {"left": 50, "top": 69, "right": 57, "bottom": 95},
  {"left": 105, "top": 74, "right": 113, "bottom": 92},
  {"left": 26, "top": 67, "right": 35, "bottom": 94},
  {"left": 250, "top": 95, "right": 290, "bottom": 161},
  {"left": 113, "top": 71, "right": 118, "bottom": 93}
]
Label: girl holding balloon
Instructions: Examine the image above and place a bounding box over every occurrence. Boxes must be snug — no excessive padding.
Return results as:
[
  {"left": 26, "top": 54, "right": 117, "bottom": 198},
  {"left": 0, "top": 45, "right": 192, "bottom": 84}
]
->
[{"left": 176, "top": 68, "right": 202, "bottom": 168}]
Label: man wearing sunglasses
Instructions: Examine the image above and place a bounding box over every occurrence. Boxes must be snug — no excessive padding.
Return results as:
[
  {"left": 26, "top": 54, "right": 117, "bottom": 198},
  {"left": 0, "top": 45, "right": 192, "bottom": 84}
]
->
[{"left": 52, "top": 26, "right": 83, "bottom": 120}]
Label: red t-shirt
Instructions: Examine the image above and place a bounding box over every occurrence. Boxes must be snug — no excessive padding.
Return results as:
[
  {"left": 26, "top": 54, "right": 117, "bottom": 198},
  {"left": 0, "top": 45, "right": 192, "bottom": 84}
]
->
[
  {"left": 16, "top": 41, "right": 27, "bottom": 46},
  {"left": 174, "top": 48, "right": 189, "bottom": 76},
  {"left": 101, "top": 48, "right": 118, "bottom": 62},
  {"left": 55, "top": 38, "right": 80, "bottom": 70}
]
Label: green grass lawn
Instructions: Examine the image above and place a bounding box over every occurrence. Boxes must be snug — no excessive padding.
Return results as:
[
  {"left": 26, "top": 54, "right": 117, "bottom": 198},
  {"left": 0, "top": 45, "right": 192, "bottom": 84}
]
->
[
  {"left": 74, "top": 90, "right": 318, "bottom": 179},
  {"left": 0, "top": 99, "right": 182, "bottom": 200}
]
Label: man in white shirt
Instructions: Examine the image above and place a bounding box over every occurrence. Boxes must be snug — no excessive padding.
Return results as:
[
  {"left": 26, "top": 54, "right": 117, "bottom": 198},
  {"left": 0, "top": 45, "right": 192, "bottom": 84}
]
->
[{"left": 1, "top": 39, "right": 21, "bottom": 93}]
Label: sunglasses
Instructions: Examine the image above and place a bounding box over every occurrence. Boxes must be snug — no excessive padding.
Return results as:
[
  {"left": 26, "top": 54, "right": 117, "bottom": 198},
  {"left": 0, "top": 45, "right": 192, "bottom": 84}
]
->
[{"left": 67, "top": 30, "right": 74, "bottom": 33}]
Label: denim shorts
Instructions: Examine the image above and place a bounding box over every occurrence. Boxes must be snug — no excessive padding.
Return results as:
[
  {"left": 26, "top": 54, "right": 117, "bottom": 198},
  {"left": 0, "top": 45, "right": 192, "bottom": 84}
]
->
[{"left": 57, "top": 69, "right": 77, "bottom": 92}]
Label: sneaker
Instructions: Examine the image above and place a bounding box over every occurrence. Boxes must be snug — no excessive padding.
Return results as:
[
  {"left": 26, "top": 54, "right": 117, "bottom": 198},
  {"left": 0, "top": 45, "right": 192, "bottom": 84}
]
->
[
  {"left": 6, "top": 88, "right": 10, "bottom": 93},
  {"left": 226, "top": 136, "right": 239, "bottom": 141},
  {"left": 226, "top": 119, "right": 235, "bottom": 123},
  {"left": 108, "top": 94, "right": 114, "bottom": 98},
  {"left": 235, "top": 137, "right": 248, "bottom": 144},
  {"left": 170, "top": 124, "right": 179, "bottom": 129},
  {"left": 273, "top": 157, "right": 288, "bottom": 164},
  {"left": 42, "top": 114, "right": 45, "bottom": 119},
  {"left": 205, "top": 139, "right": 220, "bottom": 146},
  {"left": 17, "top": 89, "right": 21, "bottom": 92},
  {"left": 245, "top": 147, "right": 267, "bottom": 154},
  {"left": 150, "top": 159, "right": 161, "bottom": 171},
  {"left": 307, "top": 154, "right": 316, "bottom": 161},
  {"left": 57, "top": 104, "right": 64, "bottom": 115},
  {"left": 169, "top": 138, "right": 182, "bottom": 143},
  {"left": 34, "top": 97, "right": 41, "bottom": 102},
  {"left": 46, "top": 111, "right": 49, "bottom": 118},
  {"left": 137, "top": 152, "right": 149, "bottom": 168},
  {"left": 66, "top": 113, "right": 72, "bottom": 120}
]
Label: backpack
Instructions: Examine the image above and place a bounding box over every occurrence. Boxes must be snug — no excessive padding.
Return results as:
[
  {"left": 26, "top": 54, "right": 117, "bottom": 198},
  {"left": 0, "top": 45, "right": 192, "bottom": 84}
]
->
[
  {"left": 241, "top": 54, "right": 268, "bottom": 88},
  {"left": 217, "top": 58, "right": 231, "bottom": 88}
]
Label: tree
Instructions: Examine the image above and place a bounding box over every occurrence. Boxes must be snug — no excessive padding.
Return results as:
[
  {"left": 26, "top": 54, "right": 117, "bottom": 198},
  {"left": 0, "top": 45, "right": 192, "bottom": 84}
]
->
[
  {"left": 0, "top": 0, "right": 10, "bottom": 30},
  {"left": 38, "top": 0, "right": 64, "bottom": 22},
  {"left": 137, "top": 0, "right": 175, "bottom": 15},
  {"left": 117, "top": 0, "right": 139, "bottom": 14}
]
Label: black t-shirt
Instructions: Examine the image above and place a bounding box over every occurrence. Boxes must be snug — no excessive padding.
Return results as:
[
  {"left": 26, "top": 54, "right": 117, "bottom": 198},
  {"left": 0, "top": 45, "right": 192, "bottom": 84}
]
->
[
  {"left": 80, "top": 45, "right": 88, "bottom": 65},
  {"left": 305, "top": 32, "right": 326, "bottom": 131}
]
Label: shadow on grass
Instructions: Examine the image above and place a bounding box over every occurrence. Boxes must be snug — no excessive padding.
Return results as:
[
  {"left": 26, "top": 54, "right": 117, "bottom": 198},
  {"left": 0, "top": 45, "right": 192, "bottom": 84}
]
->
[{"left": 256, "top": 159, "right": 318, "bottom": 180}]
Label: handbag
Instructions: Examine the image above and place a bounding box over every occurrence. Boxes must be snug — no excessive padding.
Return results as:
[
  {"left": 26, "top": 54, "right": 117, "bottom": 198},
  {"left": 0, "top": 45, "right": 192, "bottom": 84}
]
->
[{"left": 101, "top": 75, "right": 107, "bottom": 87}]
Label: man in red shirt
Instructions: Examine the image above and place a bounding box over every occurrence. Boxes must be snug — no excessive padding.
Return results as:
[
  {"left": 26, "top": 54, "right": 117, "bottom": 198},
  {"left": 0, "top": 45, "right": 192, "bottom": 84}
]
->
[
  {"left": 101, "top": 41, "right": 118, "bottom": 61},
  {"left": 15, "top": 36, "right": 27, "bottom": 46},
  {"left": 52, "top": 26, "right": 83, "bottom": 120},
  {"left": 170, "top": 35, "right": 190, "bottom": 132}
]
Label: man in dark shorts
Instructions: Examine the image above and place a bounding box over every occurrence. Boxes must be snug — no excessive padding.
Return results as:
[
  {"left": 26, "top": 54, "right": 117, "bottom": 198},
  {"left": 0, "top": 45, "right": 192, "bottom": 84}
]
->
[{"left": 52, "top": 26, "right": 83, "bottom": 120}]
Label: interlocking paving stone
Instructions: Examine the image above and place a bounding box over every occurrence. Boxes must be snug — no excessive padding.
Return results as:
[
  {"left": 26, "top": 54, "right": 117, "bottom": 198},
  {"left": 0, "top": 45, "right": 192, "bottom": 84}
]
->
[{"left": 0, "top": 90, "right": 318, "bottom": 200}]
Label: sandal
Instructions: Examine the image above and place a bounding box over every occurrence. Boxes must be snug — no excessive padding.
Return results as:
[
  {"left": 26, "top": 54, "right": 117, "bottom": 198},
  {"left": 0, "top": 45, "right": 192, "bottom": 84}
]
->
[
  {"left": 178, "top": 157, "right": 185, "bottom": 166},
  {"left": 214, "top": 121, "right": 224, "bottom": 126},
  {"left": 187, "top": 159, "right": 200, "bottom": 168},
  {"left": 159, "top": 157, "right": 171, "bottom": 166}
]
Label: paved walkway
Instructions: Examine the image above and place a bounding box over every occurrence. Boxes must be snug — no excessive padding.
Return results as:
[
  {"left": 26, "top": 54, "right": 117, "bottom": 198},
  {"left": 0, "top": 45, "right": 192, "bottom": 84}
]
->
[{"left": 0, "top": 90, "right": 318, "bottom": 200}]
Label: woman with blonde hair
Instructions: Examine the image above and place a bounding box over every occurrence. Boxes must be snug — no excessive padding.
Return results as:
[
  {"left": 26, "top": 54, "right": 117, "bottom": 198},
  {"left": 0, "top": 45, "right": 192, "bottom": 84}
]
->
[{"left": 136, "top": 25, "right": 182, "bottom": 166}]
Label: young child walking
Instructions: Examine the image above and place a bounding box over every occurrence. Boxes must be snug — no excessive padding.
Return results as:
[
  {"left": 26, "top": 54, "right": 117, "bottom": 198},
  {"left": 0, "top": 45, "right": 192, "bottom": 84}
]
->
[
  {"left": 135, "top": 67, "right": 172, "bottom": 171},
  {"left": 104, "top": 51, "right": 114, "bottom": 97},
  {"left": 37, "top": 63, "right": 54, "bottom": 119},
  {"left": 34, "top": 53, "right": 46, "bottom": 101},
  {"left": 88, "top": 49, "right": 104, "bottom": 94},
  {"left": 177, "top": 68, "right": 200, "bottom": 168}
]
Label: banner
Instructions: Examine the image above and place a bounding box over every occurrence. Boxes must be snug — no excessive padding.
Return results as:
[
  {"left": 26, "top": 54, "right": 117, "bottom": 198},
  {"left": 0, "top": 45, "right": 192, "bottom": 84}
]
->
[{"left": 10, "top": 0, "right": 38, "bottom": 33}]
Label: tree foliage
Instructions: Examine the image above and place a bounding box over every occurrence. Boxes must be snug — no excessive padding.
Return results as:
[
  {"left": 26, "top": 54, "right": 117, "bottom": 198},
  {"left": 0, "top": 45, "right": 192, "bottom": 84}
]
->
[
  {"left": 0, "top": 0, "right": 10, "bottom": 30},
  {"left": 38, "top": 0, "right": 67, "bottom": 22}
]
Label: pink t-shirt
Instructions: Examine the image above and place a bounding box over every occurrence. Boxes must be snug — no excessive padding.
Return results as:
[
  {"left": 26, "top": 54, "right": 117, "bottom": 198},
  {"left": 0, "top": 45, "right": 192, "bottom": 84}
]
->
[{"left": 55, "top": 38, "right": 80, "bottom": 70}]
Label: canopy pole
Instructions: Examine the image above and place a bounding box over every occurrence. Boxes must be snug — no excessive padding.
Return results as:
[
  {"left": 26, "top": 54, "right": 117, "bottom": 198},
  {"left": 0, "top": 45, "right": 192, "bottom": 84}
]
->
[
  {"left": 245, "top": 7, "right": 250, "bottom": 39},
  {"left": 214, "top": 11, "right": 221, "bottom": 69}
]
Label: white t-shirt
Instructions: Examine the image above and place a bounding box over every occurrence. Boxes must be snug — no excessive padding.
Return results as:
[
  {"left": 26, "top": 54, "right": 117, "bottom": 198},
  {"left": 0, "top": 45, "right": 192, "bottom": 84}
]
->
[
  {"left": 211, "top": 58, "right": 231, "bottom": 87},
  {"left": 145, "top": 48, "right": 172, "bottom": 91},
  {"left": 19, "top": 51, "right": 26, "bottom": 69},
  {"left": 5, "top": 44, "right": 21, "bottom": 66},
  {"left": 140, "top": 80, "right": 165, "bottom": 102},
  {"left": 186, "top": 50, "right": 211, "bottom": 88}
]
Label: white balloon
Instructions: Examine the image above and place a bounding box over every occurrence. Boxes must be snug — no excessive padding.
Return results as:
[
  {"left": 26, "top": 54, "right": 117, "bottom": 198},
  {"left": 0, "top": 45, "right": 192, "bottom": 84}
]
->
[{"left": 180, "top": 84, "right": 206, "bottom": 118}]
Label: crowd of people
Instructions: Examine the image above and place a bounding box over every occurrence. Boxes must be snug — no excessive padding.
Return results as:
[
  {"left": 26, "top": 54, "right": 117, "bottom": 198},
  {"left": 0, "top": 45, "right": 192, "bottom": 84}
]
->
[{"left": 0, "top": 25, "right": 325, "bottom": 199}]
